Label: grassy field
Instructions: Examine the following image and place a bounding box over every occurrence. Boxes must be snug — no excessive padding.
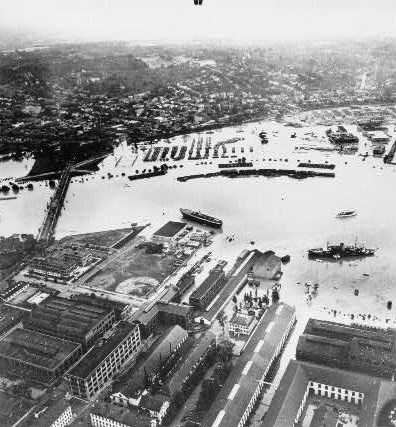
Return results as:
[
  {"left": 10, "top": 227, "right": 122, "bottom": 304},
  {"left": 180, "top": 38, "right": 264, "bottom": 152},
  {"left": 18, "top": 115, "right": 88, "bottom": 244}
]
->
[{"left": 85, "top": 244, "right": 179, "bottom": 296}]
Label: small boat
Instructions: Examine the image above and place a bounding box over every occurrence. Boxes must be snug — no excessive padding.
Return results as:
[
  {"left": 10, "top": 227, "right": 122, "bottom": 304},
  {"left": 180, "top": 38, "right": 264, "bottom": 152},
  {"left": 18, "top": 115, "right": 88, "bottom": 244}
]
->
[{"left": 336, "top": 210, "right": 357, "bottom": 218}]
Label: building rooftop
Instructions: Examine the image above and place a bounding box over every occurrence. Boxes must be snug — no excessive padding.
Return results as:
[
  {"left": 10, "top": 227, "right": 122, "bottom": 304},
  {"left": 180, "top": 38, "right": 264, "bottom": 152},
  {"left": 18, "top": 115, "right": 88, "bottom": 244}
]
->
[
  {"left": 67, "top": 322, "right": 138, "bottom": 379},
  {"left": 115, "top": 325, "right": 188, "bottom": 397},
  {"left": 134, "top": 300, "right": 190, "bottom": 327},
  {"left": 201, "top": 251, "right": 262, "bottom": 324},
  {"left": 262, "top": 360, "right": 396, "bottom": 427},
  {"left": 190, "top": 269, "right": 224, "bottom": 301},
  {"left": 0, "top": 328, "right": 81, "bottom": 370},
  {"left": 229, "top": 313, "right": 255, "bottom": 327},
  {"left": 30, "top": 399, "right": 70, "bottom": 427},
  {"left": 91, "top": 401, "right": 152, "bottom": 427},
  {"left": 0, "top": 305, "right": 25, "bottom": 337},
  {"left": 201, "top": 303, "right": 296, "bottom": 427},
  {"left": 163, "top": 330, "right": 216, "bottom": 397},
  {"left": 297, "top": 319, "right": 396, "bottom": 372},
  {"left": 153, "top": 221, "right": 187, "bottom": 238},
  {"left": 25, "top": 296, "right": 114, "bottom": 342}
]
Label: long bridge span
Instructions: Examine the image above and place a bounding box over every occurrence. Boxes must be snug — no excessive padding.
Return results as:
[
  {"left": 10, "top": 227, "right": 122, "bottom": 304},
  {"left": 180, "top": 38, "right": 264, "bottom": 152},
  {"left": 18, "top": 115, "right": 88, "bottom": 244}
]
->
[{"left": 37, "top": 164, "right": 72, "bottom": 244}]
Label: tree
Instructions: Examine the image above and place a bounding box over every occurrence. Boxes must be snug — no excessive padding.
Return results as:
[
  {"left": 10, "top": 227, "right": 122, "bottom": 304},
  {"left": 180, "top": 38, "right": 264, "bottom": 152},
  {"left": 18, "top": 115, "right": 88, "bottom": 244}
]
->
[
  {"left": 216, "top": 310, "right": 227, "bottom": 339},
  {"left": 272, "top": 289, "right": 280, "bottom": 304}
]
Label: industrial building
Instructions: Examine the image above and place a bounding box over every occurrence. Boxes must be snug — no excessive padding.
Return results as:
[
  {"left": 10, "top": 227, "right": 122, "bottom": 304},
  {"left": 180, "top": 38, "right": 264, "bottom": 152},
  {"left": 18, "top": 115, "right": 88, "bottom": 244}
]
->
[
  {"left": 195, "top": 250, "right": 262, "bottom": 325},
  {"left": 152, "top": 221, "right": 187, "bottom": 245},
  {"left": 60, "top": 246, "right": 93, "bottom": 266},
  {"left": 162, "top": 330, "right": 216, "bottom": 399},
  {"left": 90, "top": 401, "right": 156, "bottom": 427},
  {"left": 28, "top": 256, "right": 78, "bottom": 282},
  {"left": 24, "top": 296, "right": 116, "bottom": 348},
  {"left": 262, "top": 360, "right": 396, "bottom": 427},
  {"left": 189, "top": 269, "right": 226, "bottom": 311},
  {"left": 134, "top": 300, "right": 191, "bottom": 339},
  {"left": 111, "top": 325, "right": 188, "bottom": 405},
  {"left": 0, "top": 282, "right": 30, "bottom": 302},
  {"left": 201, "top": 303, "right": 296, "bottom": 427},
  {"left": 65, "top": 322, "right": 141, "bottom": 400},
  {"left": 29, "top": 399, "right": 73, "bottom": 427},
  {"left": 0, "top": 305, "right": 25, "bottom": 339},
  {"left": 251, "top": 250, "right": 282, "bottom": 281},
  {"left": 296, "top": 319, "right": 396, "bottom": 379},
  {"left": 0, "top": 328, "right": 82, "bottom": 385}
]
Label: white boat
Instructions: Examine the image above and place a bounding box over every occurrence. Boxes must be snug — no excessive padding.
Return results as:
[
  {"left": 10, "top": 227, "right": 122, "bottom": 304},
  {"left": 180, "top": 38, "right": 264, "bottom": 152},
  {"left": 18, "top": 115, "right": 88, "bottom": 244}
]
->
[{"left": 336, "top": 210, "right": 357, "bottom": 218}]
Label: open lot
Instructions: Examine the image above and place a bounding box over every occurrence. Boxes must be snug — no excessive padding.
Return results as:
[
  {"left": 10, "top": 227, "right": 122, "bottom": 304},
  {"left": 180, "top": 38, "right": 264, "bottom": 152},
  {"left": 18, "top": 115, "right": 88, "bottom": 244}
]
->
[
  {"left": 60, "top": 227, "right": 134, "bottom": 248},
  {"left": 85, "top": 242, "right": 179, "bottom": 296}
]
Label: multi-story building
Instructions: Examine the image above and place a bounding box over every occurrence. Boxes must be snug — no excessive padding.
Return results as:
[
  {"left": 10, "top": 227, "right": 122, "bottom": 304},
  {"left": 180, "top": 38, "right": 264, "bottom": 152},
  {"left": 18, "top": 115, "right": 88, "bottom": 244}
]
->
[
  {"left": 296, "top": 319, "right": 396, "bottom": 379},
  {"left": 30, "top": 399, "right": 73, "bottom": 427},
  {"left": 189, "top": 269, "right": 226, "bottom": 311},
  {"left": 24, "top": 296, "right": 116, "bottom": 349},
  {"left": 65, "top": 322, "right": 141, "bottom": 400},
  {"left": 0, "top": 282, "right": 30, "bottom": 302},
  {"left": 0, "top": 328, "right": 82, "bottom": 385},
  {"left": 134, "top": 301, "right": 191, "bottom": 339},
  {"left": 162, "top": 330, "right": 216, "bottom": 399},
  {"left": 229, "top": 313, "right": 255, "bottom": 336},
  {"left": 61, "top": 246, "right": 93, "bottom": 266},
  {"left": 28, "top": 256, "right": 77, "bottom": 282},
  {"left": 111, "top": 325, "right": 188, "bottom": 406},
  {"left": 201, "top": 303, "right": 296, "bottom": 427},
  {"left": 90, "top": 401, "right": 155, "bottom": 427},
  {"left": 262, "top": 360, "right": 396, "bottom": 427}
]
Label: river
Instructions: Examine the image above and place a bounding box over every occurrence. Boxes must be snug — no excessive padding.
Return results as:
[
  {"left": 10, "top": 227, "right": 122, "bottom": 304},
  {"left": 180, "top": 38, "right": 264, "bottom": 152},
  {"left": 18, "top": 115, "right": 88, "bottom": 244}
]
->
[{"left": 1, "top": 119, "right": 396, "bottom": 421}]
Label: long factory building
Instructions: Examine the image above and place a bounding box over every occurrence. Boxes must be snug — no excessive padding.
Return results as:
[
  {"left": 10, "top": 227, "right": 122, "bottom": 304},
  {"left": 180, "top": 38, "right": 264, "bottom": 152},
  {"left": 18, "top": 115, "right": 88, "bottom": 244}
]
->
[{"left": 201, "top": 303, "right": 296, "bottom": 427}]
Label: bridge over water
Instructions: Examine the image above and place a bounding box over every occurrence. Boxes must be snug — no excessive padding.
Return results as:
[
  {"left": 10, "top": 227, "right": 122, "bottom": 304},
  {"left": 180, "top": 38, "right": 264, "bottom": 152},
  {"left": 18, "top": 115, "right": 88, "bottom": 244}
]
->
[{"left": 37, "top": 164, "right": 72, "bottom": 244}]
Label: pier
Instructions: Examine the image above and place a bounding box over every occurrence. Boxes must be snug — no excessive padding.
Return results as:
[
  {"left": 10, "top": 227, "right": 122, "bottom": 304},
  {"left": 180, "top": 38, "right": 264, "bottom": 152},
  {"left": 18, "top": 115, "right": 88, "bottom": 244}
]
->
[
  {"left": 384, "top": 140, "right": 396, "bottom": 164},
  {"left": 37, "top": 164, "right": 72, "bottom": 244}
]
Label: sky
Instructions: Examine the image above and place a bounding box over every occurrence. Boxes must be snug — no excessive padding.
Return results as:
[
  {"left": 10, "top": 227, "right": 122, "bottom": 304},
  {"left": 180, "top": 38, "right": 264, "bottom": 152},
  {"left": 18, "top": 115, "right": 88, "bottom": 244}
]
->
[{"left": 1, "top": 0, "right": 396, "bottom": 43}]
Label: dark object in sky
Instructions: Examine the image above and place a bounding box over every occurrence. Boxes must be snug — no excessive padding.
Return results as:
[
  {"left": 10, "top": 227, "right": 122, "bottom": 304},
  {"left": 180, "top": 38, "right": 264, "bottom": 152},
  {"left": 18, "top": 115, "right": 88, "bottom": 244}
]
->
[{"left": 194, "top": 0, "right": 203, "bottom": 4}]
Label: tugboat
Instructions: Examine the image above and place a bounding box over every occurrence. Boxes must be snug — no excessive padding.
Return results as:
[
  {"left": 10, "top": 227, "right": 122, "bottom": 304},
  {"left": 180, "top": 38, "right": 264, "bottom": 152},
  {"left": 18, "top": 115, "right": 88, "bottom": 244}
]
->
[
  {"left": 308, "top": 240, "right": 375, "bottom": 259},
  {"left": 336, "top": 210, "right": 357, "bottom": 218},
  {"left": 180, "top": 208, "right": 222, "bottom": 228}
]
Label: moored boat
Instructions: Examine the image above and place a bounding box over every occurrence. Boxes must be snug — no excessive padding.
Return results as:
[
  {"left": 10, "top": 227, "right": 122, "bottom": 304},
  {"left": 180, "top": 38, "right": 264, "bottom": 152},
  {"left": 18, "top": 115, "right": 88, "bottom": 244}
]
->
[
  {"left": 336, "top": 210, "right": 357, "bottom": 218},
  {"left": 308, "top": 241, "right": 375, "bottom": 259},
  {"left": 180, "top": 208, "right": 222, "bottom": 228}
]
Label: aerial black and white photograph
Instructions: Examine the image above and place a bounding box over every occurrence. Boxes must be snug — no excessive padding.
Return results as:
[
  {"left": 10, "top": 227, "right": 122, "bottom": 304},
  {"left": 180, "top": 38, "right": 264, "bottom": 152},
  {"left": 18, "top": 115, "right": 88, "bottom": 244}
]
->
[{"left": 0, "top": 0, "right": 396, "bottom": 426}]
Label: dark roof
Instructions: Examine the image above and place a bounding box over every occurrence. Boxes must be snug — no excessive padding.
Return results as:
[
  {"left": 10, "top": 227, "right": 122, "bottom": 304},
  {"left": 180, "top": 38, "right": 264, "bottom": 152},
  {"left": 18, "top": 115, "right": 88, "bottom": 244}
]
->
[
  {"left": 136, "top": 301, "right": 190, "bottom": 327},
  {"left": 139, "top": 393, "right": 168, "bottom": 412},
  {"left": 0, "top": 328, "right": 81, "bottom": 370},
  {"left": 201, "top": 250, "right": 262, "bottom": 323},
  {"left": 0, "top": 305, "right": 25, "bottom": 336},
  {"left": 91, "top": 401, "right": 152, "bottom": 427},
  {"left": 115, "top": 325, "right": 188, "bottom": 397},
  {"left": 30, "top": 399, "right": 70, "bottom": 427},
  {"left": 190, "top": 269, "right": 224, "bottom": 301},
  {"left": 262, "top": 360, "right": 396, "bottom": 427},
  {"left": 26, "top": 296, "right": 113, "bottom": 341},
  {"left": 201, "top": 303, "right": 296, "bottom": 427},
  {"left": 229, "top": 313, "right": 255, "bottom": 327},
  {"left": 298, "top": 319, "right": 396, "bottom": 368},
  {"left": 153, "top": 221, "right": 187, "bottom": 238},
  {"left": 252, "top": 251, "right": 281, "bottom": 276},
  {"left": 67, "top": 322, "right": 138, "bottom": 379},
  {"left": 163, "top": 330, "right": 216, "bottom": 397}
]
